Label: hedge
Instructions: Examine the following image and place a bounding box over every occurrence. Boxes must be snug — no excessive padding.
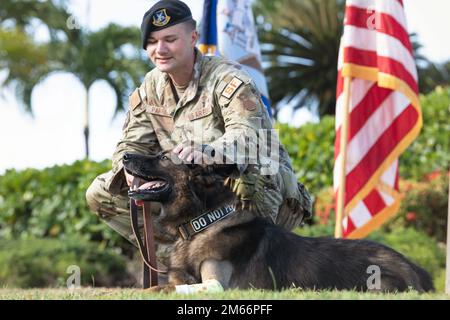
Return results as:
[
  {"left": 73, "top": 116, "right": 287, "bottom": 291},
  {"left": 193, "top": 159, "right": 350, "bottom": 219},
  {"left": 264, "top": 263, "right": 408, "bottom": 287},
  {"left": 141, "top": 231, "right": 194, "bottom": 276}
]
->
[
  {"left": 0, "top": 160, "right": 131, "bottom": 252},
  {"left": 0, "top": 237, "right": 135, "bottom": 288}
]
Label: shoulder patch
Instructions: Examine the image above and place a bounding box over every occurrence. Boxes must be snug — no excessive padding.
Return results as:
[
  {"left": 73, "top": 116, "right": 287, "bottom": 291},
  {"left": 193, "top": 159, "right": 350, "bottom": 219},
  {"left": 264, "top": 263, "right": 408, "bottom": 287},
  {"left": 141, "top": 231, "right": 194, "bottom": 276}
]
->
[
  {"left": 129, "top": 89, "right": 142, "bottom": 110},
  {"left": 221, "top": 77, "right": 243, "bottom": 99}
]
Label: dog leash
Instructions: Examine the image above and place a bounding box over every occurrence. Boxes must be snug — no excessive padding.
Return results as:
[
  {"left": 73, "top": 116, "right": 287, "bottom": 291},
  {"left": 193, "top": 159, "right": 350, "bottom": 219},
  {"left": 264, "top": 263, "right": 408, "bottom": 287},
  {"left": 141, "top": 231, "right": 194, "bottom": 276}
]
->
[{"left": 130, "top": 177, "right": 167, "bottom": 288}]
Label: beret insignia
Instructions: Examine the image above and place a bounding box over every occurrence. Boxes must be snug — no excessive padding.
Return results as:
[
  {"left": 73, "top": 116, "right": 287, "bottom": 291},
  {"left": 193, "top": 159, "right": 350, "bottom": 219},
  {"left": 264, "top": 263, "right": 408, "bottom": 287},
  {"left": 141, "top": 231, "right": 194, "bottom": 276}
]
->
[{"left": 152, "top": 9, "right": 171, "bottom": 27}]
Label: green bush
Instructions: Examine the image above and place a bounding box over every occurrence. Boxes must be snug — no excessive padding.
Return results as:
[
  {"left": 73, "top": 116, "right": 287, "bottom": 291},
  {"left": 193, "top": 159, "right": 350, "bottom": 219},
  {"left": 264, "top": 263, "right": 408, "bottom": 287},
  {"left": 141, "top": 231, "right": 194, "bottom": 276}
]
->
[
  {"left": 277, "top": 116, "right": 335, "bottom": 195},
  {"left": 0, "top": 160, "right": 130, "bottom": 252},
  {"left": 400, "top": 86, "right": 450, "bottom": 180},
  {"left": 0, "top": 237, "right": 135, "bottom": 288},
  {"left": 393, "top": 174, "right": 449, "bottom": 243}
]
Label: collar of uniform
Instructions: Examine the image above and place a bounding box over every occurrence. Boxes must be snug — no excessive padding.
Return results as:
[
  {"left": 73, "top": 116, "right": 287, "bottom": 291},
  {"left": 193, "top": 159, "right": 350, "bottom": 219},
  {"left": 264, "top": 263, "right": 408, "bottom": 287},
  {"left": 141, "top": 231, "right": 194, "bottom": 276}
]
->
[{"left": 161, "top": 48, "right": 203, "bottom": 108}]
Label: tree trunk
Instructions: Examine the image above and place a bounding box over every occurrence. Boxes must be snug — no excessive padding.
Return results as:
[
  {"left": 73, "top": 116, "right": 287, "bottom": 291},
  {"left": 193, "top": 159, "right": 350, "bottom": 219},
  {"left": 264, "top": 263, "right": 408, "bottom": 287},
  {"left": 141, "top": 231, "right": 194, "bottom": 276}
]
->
[{"left": 83, "top": 86, "right": 90, "bottom": 159}]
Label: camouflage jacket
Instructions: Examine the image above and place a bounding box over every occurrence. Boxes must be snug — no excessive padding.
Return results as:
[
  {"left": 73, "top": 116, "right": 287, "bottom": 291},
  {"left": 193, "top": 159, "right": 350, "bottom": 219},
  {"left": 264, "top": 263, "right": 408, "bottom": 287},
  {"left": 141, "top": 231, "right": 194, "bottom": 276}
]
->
[{"left": 107, "top": 49, "right": 308, "bottom": 211}]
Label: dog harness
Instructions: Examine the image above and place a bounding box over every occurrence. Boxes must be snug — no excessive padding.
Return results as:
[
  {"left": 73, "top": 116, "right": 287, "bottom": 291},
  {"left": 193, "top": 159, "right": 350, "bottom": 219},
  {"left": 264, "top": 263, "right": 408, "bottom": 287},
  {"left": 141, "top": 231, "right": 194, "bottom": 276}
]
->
[{"left": 178, "top": 204, "right": 236, "bottom": 240}]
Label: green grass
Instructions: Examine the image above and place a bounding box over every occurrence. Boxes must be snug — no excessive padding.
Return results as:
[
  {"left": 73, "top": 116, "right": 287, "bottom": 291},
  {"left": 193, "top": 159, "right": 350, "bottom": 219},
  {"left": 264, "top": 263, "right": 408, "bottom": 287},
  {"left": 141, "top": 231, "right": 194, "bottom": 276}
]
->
[{"left": 1, "top": 288, "right": 449, "bottom": 300}]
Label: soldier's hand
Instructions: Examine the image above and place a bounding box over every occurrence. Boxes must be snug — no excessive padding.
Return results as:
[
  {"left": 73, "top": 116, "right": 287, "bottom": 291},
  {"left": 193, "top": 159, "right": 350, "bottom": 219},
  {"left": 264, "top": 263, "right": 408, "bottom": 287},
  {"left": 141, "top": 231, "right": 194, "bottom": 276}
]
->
[{"left": 172, "top": 142, "right": 213, "bottom": 165}]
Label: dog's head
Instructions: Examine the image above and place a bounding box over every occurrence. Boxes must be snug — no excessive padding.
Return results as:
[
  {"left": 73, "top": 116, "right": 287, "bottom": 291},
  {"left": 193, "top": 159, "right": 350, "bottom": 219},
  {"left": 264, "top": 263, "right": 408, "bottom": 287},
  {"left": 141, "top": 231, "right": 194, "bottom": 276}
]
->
[
  {"left": 123, "top": 152, "right": 174, "bottom": 202},
  {"left": 123, "top": 152, "right": 236, "bottom": 215}
]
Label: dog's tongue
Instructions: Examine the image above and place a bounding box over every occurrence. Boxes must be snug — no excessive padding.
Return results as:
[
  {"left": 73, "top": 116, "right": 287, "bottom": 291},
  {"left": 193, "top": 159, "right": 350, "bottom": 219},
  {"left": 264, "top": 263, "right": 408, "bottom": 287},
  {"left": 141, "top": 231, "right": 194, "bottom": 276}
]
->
[{"left": 138, "top": 180, "right": 165, "bottom": 190}]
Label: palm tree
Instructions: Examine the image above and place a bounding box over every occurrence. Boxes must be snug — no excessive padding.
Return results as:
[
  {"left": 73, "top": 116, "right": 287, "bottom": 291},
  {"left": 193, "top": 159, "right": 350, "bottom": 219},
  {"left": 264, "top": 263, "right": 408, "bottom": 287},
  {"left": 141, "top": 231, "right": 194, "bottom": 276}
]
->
[
  {"left": 1, "top": 0, "right": 76, "bottom": 112},
  {"left": 255, "top": 0, "right": 345, "bottom": 118},
  {"left": 418, "top": 60, "right": 450, "bottom": 93},
  {"left": 0, "top": 28, "right": 51, "bottom": 112},
  {"left": 47, "top": 23, "right": 148, "bottom": 157},
  {"left": 1, "top": 0, "right": 148, "bottom": 158}
]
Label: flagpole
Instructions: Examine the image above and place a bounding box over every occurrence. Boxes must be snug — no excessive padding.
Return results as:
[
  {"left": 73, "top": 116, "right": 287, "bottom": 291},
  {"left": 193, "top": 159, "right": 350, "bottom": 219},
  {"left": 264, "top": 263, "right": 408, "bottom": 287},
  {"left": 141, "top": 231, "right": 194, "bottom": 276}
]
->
[
  {"left": 445, "top": 176, "right": 450, "bottom": 294},
  {"left": 335, "top": 76, "right": 352, "bottom": 238}
]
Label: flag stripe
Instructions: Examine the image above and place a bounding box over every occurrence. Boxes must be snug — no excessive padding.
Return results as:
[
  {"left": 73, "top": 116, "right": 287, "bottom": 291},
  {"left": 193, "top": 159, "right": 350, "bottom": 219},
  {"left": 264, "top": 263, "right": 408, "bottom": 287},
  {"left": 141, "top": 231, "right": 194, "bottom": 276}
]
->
[
  {"left": 349, "top": 202, "right": 373, "bottom": 227},
  {"left": 341, "top": 25, "right": 418, "bottom": 81},
  {"left": 334, "top": 90, "right": 411, "bottom": 180},
  {"left": 336, "top": 78, "right": 374, "bottom": 129},
  {"left": 344, "top": 105, "right": 419, "bottom": 203},
  {"left": 379, "top": 189, "right": 394, "bottom": 206},
  {"left": 363, "top": 189, "right": 386, "bottom": 215},
  {"left": 346, "top": 0, "right": 408, "bottom": 32},
  {"left": 343, "top": 47, "right": 418, "bottom": 94},
  {"left": 346, "top": 194, "right": 401, "bottom": 238},
  {"left": 380, "top": 159, "right": 398, "bottom": 187},
  {"left": 335, "top": 84, "right": 391, "bottom": 159}
]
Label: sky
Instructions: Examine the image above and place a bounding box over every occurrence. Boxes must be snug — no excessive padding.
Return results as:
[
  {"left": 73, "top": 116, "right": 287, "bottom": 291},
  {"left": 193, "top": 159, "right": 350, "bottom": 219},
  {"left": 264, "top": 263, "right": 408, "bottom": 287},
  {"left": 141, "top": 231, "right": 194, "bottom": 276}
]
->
[{"left": 0, "top": 0, "right": 449, "bottom": 174}]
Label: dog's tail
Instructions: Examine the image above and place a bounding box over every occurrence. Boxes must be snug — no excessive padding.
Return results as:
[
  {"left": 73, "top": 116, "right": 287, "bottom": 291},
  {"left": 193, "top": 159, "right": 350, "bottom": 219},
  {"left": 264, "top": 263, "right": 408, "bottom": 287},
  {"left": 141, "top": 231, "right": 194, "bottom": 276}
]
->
[{"left": 411, "top": 263, "right": 435, "bottom": 292}]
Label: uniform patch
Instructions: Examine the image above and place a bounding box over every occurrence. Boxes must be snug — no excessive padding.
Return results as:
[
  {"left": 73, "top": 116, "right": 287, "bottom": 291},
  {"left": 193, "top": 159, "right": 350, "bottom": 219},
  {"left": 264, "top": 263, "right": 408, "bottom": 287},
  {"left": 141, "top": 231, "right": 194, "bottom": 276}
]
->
[
  {"left": 129, "top": 89, "right": 142, "bottom": 110},
  {"left": 221, "top": 77, "right": 243, "bottom": 99},
  {"left": 152, "top": 9, "right": 171, "bottom": 27},
  {"left": 190, "top": 205, "right": 236, "bottom": 233},
  {"left": 243, "top": 99, "right": 257, "bottom": 111},
  {"left": 188, "top": 105, "right": 212, "bottom": 121},
  {"left": 148, "top": 105, "right": 170, "bottom": 117},
  {"left": 237, "top": 91, "right": 257, "bottom": 111}
]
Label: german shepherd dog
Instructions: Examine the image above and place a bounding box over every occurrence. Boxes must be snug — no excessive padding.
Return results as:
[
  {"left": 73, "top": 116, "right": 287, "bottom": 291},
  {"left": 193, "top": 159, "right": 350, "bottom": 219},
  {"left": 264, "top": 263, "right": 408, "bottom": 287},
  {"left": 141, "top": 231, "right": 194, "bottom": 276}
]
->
[{"left": 123, "top": 152, "right": 434, "bottom": 292}]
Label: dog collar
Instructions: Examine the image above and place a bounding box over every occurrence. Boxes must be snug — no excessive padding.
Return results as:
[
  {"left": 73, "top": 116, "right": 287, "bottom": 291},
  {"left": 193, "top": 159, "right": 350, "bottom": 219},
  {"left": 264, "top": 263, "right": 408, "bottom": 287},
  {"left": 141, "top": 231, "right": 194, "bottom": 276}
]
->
[{"left": 178, "top": 204, "right": 236, "bottom": 240}]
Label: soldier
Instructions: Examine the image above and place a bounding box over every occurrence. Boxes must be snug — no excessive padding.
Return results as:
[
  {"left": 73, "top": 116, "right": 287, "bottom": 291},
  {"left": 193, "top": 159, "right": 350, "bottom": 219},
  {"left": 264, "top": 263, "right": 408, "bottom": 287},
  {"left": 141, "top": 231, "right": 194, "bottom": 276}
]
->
[{"left": 86, "top": 0, "right": 311, "bottom": 272}]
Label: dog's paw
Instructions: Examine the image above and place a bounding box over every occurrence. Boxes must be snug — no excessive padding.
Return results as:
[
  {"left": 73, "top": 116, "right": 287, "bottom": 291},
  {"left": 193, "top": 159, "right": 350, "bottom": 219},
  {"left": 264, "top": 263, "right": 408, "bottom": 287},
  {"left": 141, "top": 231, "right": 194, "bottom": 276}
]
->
[{"left": 146, "top": 284, "right": 176, "bottom": 293}]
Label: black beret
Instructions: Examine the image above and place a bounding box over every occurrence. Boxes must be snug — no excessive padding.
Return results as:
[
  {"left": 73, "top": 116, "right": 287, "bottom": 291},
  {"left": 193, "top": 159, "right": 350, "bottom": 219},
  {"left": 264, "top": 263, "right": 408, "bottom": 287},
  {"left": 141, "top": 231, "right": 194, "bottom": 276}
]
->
[{"left": 141, "top": 0, "right": 194, "bottom": 49}]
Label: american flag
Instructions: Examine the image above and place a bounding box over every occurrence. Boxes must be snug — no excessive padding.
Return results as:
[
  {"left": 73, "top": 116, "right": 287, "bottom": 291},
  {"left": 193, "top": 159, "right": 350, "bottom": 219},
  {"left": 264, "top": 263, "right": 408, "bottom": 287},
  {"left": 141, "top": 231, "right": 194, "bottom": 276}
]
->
[
  {"left": 334, "top": 0, "right": 422, "bottom": 238},
  {"left": 198, "top": 0, "right": 272, "bottom": 117}
]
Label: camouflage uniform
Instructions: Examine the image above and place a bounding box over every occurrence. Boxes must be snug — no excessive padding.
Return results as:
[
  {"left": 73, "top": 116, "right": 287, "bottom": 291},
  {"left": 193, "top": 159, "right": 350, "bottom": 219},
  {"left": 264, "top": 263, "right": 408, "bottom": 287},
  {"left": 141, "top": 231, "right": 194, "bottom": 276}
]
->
[{"left": 86, "top": 49, "right": 311, "bottom": 266}]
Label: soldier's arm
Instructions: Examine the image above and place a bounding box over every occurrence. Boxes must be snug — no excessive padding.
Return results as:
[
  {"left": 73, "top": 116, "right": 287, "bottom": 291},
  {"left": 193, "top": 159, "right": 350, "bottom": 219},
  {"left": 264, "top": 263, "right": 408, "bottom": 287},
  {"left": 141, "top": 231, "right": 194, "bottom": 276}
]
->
[
  {"left": 209, "top": 75, "right": 269, "bottom": 169},
  {"left": 107, "top": 85, "right": 160, "bottom": 194}
]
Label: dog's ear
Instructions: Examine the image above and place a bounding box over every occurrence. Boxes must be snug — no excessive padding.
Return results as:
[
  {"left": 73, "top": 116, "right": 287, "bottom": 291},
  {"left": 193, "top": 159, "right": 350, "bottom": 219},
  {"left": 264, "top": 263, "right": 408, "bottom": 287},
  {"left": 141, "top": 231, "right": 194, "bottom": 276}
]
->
[{"left": 188, "top": 168, "right": 229, "bottom": 197}]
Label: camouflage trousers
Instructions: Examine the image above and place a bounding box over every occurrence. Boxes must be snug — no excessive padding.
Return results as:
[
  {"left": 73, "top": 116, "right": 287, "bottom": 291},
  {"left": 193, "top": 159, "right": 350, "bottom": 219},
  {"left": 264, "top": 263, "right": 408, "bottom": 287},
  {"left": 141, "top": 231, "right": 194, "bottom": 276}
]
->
[{"left": 85, "top": 169, "right": 305, "bottom": 273}]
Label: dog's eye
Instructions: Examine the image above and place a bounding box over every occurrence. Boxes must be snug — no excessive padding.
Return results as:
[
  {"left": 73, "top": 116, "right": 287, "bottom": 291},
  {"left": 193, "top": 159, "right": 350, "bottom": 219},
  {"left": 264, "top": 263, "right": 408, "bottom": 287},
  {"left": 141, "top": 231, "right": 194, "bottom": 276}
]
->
[{"left": 160, "top": 155, "right": 169, "bottom": 161}]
